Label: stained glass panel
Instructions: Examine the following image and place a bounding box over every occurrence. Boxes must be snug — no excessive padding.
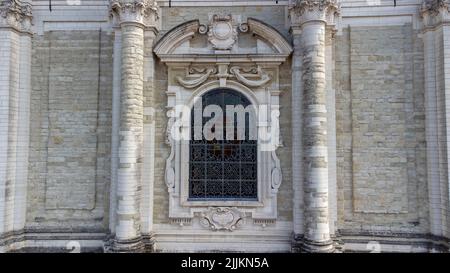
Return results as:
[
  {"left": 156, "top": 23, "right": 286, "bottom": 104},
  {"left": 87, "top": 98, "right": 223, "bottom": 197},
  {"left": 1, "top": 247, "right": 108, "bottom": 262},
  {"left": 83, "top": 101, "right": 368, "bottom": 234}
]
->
[{"left": 189, "top": 89, "right": 257, "bottom": 200}]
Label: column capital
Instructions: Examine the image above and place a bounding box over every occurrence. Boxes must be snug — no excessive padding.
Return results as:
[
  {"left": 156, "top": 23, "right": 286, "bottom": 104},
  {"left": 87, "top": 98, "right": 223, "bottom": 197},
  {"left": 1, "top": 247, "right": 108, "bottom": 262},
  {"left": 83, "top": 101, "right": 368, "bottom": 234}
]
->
[
  {"left": 110, "top": 0, "right": 159, "bottom": 30},
  {"left": 0, "top": 0, "right": 32, "bottom": 33},
  {"left": 289, "top": 0, "right": 340, "bottom": 28},
  {"left": 420, "top": 0, "right": 450, "bottom": 28}
]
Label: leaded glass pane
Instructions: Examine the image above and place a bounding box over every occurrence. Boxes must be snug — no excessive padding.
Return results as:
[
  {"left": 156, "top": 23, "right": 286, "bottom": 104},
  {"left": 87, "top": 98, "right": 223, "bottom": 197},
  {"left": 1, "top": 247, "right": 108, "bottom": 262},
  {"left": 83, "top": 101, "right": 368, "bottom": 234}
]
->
[{"left": 189, "top": 89, "right": 257, "bottom": 200}]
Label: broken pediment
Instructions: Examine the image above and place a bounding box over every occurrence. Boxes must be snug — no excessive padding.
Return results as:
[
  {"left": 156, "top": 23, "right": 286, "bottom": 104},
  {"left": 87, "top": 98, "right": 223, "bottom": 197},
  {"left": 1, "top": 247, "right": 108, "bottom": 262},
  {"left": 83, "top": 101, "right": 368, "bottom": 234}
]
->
[{"left": 154, "top": 15, "right": 292, "bottom": 61}]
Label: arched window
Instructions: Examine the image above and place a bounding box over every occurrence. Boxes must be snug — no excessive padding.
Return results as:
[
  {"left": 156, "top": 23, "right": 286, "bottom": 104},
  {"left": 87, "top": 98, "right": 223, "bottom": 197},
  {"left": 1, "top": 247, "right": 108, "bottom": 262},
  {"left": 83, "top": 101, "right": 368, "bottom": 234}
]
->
[{"left": 189, "top": 89, "right": 257, "bottom": 200}]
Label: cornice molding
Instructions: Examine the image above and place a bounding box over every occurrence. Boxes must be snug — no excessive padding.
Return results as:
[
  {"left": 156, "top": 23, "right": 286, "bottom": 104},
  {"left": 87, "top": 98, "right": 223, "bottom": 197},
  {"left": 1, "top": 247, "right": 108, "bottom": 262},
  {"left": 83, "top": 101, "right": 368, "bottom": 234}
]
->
[{"left": 0, "top": 0, "right": 32, "bottom": 33}]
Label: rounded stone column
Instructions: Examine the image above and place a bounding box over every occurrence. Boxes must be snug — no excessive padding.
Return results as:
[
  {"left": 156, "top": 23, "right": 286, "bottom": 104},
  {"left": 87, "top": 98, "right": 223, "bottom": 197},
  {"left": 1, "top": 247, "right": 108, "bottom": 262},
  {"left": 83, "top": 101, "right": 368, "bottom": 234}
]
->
[
  {"left": 109, "top": 0, "right": 159, "bottom": 252},
  {"left": 290, "top": 0, "right": 339, "bottom": 253},
  {"left": 116, "top": 21, "right": 145, "bottom": 246},
  {"left": 0, "top": 0, "right": 33, "bottom": 238}
]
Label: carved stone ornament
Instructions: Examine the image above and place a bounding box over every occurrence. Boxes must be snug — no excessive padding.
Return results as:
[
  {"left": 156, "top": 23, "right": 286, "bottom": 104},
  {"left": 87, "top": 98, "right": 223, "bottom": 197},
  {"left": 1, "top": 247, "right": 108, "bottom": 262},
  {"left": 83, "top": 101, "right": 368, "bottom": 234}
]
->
[
  {"left": 200, "top": 207, "right": 245, "bottom": 231},
  {"left": 207, "top": 14, "right": 238, "bottom": 50},
  {"left": 0, "top": 0, "right": 32, "bottom": 32},
  {"left": 420, "top": 0, "right": 450, "bottom": 27},
  {"left": 176, "top": 67, "right": 217, "bottom": 89},
  {"left": 110, "top": 0, "right": 159, "bottom": 26},
  {"left": 165, "top": 108, "right": 177, "bottom": 191},
  {"left": 229, "top": 66, "right": 272, "bottom": 87},
  {"left": 289, "top": 0, "right": 340, "bottom": 25},
  {"left": 422, "top": 0, "right": 450, "bottom": 15},
  {"left": 176, "top": 65, "right": 272, "bottom": 89}
]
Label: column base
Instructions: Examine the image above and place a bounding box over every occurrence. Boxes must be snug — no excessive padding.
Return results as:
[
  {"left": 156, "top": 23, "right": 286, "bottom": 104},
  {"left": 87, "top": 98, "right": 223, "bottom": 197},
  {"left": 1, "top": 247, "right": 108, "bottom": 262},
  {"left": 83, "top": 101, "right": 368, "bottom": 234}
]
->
[
  {"left": 331, "top": 232, "right": 345, "bottom": 253},
  {"left": 104, "top": 234, "right": 154, "bottom": 253},
  {"left": 291, "top": 234, "right": 336, "bottom": 253}
]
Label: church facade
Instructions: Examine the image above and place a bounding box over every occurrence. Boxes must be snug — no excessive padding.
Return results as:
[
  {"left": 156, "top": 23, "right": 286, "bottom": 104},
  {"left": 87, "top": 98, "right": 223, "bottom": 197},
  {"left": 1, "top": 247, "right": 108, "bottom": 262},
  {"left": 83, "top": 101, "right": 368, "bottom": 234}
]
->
[{"left": 0, "top": 0, "right": 449, "bottom": 252}]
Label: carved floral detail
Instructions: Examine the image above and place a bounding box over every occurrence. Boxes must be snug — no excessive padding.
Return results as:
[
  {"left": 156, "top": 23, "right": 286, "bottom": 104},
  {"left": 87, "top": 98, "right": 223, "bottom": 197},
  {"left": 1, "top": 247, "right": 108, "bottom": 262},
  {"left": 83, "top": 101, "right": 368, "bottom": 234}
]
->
[
  {"left": 200, "top": 207, "right": 244, "bottom": 231},
  {"left": 421, "top": 0, "right": 450, "bottom": 15},
  {"left": 110, "top": 0, "right": 159, "bottom": 25},
  {"left": 291, "top": 0, "right": 339, "bottom": 15},
  {"left": 0, "top": 0, "right": 32, "bottom": 32},
  {"left": 289, "top": 0, "right": 340, "bottom": 25},
  {"left": 420, "top": 0, "right": 450, "bottom": 27}
]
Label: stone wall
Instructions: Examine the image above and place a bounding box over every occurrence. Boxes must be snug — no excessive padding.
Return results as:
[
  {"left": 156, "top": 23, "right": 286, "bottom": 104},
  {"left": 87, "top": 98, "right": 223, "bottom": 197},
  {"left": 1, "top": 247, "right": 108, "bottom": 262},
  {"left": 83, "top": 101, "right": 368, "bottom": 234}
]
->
[
  {"left": 335, "top": 25, "right": 429, "bottom": 234},
  {"left": 17, "top": 3, "right": 440, "bottom": 252},
  {"left": 27, "top": 30, "right": 113, "bottom": 230}
]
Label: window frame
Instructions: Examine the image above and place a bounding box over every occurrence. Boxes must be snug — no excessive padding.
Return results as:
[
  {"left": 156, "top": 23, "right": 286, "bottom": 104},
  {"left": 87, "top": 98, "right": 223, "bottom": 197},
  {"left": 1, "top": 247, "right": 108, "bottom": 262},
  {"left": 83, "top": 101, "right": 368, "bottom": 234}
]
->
[
  {"left": 179, "top": 87, "right": 264, "bottom": 207},
  {"left": 164, "top": 78, "right": 282, "bottom": 221}
]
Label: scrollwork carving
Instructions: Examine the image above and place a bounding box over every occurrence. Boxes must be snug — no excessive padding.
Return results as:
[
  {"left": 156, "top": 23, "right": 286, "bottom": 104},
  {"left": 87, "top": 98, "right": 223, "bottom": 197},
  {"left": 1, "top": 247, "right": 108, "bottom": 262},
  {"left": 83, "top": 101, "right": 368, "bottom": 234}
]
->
[
  {"left": 200, "top": 207, "right": 244, "bottom": 231},
  {"left": 238, "top": 22, "right": 249, "bottom": 33},
  {"left": 198, "top": 23, "right": 208, "bottom": 34},
  {"left": 230, "top": 66, "right": 272, "bottom": 87},
  {"left": 176, "top": 67, "right": 217, "bottom": 89},
  {"left": 165, "top": 109, "right": 176, "bottom": 191}
]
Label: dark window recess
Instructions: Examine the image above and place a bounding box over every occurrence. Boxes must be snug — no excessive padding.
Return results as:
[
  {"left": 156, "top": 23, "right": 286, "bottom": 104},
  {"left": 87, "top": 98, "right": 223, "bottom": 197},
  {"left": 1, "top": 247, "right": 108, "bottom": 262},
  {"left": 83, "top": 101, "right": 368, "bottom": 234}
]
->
[{"left": 189, "top": 89, "right": 257, "bottom": 200}]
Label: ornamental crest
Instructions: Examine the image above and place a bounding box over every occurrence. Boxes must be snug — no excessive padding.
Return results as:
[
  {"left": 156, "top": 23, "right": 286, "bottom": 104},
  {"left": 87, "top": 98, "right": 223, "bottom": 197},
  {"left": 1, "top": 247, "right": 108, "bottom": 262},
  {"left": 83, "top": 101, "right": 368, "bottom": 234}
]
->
[
  {"left": 204, "top": 14, "right": 238, "bottom": 50},
  {"left": 200, "top": 207, "right": 244, "bottom": 231}
]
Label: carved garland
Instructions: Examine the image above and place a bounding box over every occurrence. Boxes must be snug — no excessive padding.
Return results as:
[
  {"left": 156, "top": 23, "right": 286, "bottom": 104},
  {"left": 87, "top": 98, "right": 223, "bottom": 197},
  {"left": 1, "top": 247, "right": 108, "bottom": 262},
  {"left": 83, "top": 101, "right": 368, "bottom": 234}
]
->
[
  {"left": 176, "top": 67, "right": 217, "bottom": 89},
  {"left": 176, "top": 65, "right": 272, "bottom": 89},
  {"left": 229, "top": 66, "right": 271, "bottom": 88}
]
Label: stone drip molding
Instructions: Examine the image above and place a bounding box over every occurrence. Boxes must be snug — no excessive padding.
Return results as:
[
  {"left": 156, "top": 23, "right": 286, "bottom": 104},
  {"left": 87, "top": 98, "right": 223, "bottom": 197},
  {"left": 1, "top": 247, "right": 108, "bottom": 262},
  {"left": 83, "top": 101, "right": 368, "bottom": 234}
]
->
[
  {"left": 0, "top": 0, "right": 32, "bottom": 33},
  {"left": 420, "top": 0, "right": 450, "bottom": 28},
  {"left": 176, "top": 64, "right": 272, "bottom": 89},
  {"left": 110, "top": 0, "right": 159, "bottom": 28},
  {"left": 289, "top": 0, "right": 340, "bottom": 26}
]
